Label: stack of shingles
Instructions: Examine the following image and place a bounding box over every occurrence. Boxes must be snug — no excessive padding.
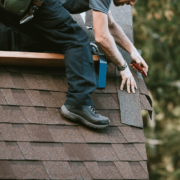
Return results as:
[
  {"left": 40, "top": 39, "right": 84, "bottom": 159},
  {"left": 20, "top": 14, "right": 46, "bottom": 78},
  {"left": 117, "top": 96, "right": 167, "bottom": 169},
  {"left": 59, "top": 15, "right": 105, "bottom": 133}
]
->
[{"left": 0, "top": 64, "right": 148, "bottom": 180}]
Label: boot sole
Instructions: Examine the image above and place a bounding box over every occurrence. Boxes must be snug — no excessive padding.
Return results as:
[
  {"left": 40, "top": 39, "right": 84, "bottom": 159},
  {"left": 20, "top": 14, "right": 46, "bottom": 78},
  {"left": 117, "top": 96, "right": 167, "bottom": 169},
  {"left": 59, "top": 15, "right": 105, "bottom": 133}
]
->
[{"left": 60, "top": 105, "right": 110, "bottom": 129}]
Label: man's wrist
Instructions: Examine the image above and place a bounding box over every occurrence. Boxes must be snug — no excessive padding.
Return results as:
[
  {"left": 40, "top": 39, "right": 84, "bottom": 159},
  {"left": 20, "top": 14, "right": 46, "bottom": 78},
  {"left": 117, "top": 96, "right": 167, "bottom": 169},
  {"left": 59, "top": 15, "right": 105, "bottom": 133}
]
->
[{"left": 117, "top": 61, "right": 128, "bottom": 71}]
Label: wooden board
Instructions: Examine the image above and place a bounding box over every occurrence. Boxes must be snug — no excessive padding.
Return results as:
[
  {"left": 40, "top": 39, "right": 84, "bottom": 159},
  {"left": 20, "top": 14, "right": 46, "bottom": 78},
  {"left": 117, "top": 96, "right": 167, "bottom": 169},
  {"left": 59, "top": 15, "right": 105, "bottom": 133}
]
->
[{"left": 0, "top": 51, "right": 99, "bottom": 67}]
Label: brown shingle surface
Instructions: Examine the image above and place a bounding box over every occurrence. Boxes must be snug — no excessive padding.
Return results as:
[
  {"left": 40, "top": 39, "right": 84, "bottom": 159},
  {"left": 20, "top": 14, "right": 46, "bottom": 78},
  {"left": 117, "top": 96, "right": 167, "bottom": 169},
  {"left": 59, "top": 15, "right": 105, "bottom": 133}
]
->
[
  {"left": 0, "top": 72, "right": 14, "bottom": 88},
  {"left": 5, "top": 142, "right": 24, "bottom": 160},
  {"left": 25, "top": 124, "right": 53, "bottom": 142},
  {"left": 1, "top": 89, "right": 16, "bottom": 105},
  {"left": 10, "top": 161, "right": 49, "bottom": 179},
  {"left": 25, "top": 90, "right": 44, "bottom": 106},
  {"left": 89, "top": 144, "right": 118, "bottom": 161},
  {"left": 0, "top": 124, "right": 16, "bottom": 141},
  {"left": 98, "top": 162, "right": 122, "bottom": 179},
  {"left": 64, "top": 143, "right": 94, "bottom": 161},
  {"left": 44, "top": 161, "right": 75, "bottom": 179},
  {"left": 48, "top": 126, "right": 85, "bottom": 143},
  {"left": 84, "top": 162, "right": 104, "bottom": 179},
  {"left": 129, "top": 162, "right": 149, "bottom": 179},
  {"left": 12, "top": 124, "right": 30, "bottom": 141},
  {"left": 0, "top": 161, "right": 15, "bottom": 179},
  {"left": 31, "top": 143, "right": 69, "bottom": 160},
  {"left": 115, "top": 161, "right": 135, "bottom": 179},
  {"left": 0, "top": 65, "right": 148, "bottom": 179},
  {"left": 124, "top": 144, "right": 143, "bottom": 161}
]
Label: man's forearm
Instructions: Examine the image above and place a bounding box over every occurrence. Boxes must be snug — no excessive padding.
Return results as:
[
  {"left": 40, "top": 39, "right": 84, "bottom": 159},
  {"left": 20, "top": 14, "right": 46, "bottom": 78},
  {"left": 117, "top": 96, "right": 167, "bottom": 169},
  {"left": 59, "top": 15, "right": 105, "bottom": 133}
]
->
[
  {"left": 108, "top": 17, "right": 136, "bottom": 54},
  {"left": 97, "top": 31, "right": 126, "bottom": 67}
]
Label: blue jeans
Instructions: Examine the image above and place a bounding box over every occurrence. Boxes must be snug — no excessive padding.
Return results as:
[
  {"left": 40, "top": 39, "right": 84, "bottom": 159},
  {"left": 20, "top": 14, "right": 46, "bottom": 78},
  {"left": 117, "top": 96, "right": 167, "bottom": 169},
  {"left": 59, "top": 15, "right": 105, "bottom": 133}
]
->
[{"left": 0, "top": 0, "right": 97, "bottom": 106}]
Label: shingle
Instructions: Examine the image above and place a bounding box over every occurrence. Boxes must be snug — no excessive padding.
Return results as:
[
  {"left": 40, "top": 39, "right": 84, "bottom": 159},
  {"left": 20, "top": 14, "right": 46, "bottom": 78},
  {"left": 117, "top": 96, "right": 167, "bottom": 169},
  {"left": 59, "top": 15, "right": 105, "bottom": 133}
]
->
[
  {"left": 107, "top": 63, "right": 116, "bottom": 77},
  {"left": 25, "top": 124, "right": 53, "bottom": 142},
  {"left": 0, "top": 106, "right": 9, "bottom": 123},
  {"left": 53, "top": 76, "right": 68, "bottom": 92},
  {"left": 20, "top": 107, "right": 38, "bottom": 123},
  {"left": 43, "top": 161, "right": 75, "bottom": 179},
  {"left": 86, "top": 10, "right": 93, "bottom": 27},
  {"left": 69, "top": 162, "right": 82, "bottom": 180},
  {"left": 6, "top": 106, "right": 27, "bottom": 123},
  {"left": 111, "top": 127, "right": 128, "bottom": 143},
  {"left": 0, "top": 142, "right": 9, "bottom": 159},
  {"left": 64, "top": 143, "right": 94, "bottom": 161},
  {"left": 95, "top": 94, "right": 119, "bottom": 109},
  {"left": 6, "top": 66, "right": 20, "bottom": 73},
  {"left": 102, "top": 78, "right": 117, "bottom": 93},
  {"left": 123, "top": 144, "right": 143, "bottom": 161},
  {"left": 10, "top": 72, "right": 29, "bottom": 89},
  {"left": 132, "top": 127, "right": 145, "bottom": 143},
  {"left": 12, "top": 124, "right": 31, "bottom": 141},
  {"left": 1, "top": 89, "right": 16, "bottom": 105},
  {"left": 12, "top": 89, "right": 32, "bottom": 106},
  {"left": 75, "top": 162, "right": 93, "bottom": 180},
  {"left": 91, "top": 93, "right": 102, "bottom": 109},
  {"left": 89, "top": 144, "right": 118, "bottom": 161},
  {"left": 39, "top": 75, "right": 58, "bottom": 91},
  {"left": 112, "top": 144, "right": 130, "bottom": 161},
  {"left": 119, "top": 126, "right": 139, "bottom": 143},
  {"left": 129, "top": 162, "right": 149, "bottom": 179},
  {"left": 31, "top": 143, "right": 69, "bottom": 160},
  {"left": 25, "top": 90, "right": 44, "bottom": 106},
  {"left": 79, "top": 126, "right": 117, "bottom": 143},
  {"left": 140, "top": 161, "right": 149, "bottom": 175},
  {"left": 40, "top": 91, "right": 58, "bottom": 107},
  {"left": 35, "top": 107, "right": 54, "bottom": 124},
  {"left": 50, "top": 92, "right": 66, "bottom": 107},
  {"left": 115, "top": 162, "right": 135, "bottom": 179},
  {"left": 0, "top": 72, "right": 14, "bottom": 88},
  {"left": 108, "top": 110, "right": 122, "bottom": 126},
  {"left": 134, "top": 144, "right": 147, "bottom": 160},
  {"left": 140, "top": 94, "right": 153, "bottom": 111},
  {"left": 1, "top": 106, "right": 12, "bottom": 123},
  {"left": 5, "top": 142, "right": 24, "bottom": 160},
  {"left": 0, "top": 124, "right": 16, "bottom": 141},
  {"left": 48, "top": 126, "right": 85, "bottom": 143},
  {"left": 47, "top": 108, "right": 74, "bottom": 125},
  {"left": 18, "top": 142, "right": 37, "bottom": 160},
  {"left": 138, "top": 77, "right": 149, "bottom": 96},
  {"left": 0, "top": 161, "right": 15, "bottom": 179},
  {"left": 84, "top": 162, "right": 103, "bottom": 179},
  {"left": 111, "top": 93, "right": 120, "bottom": 105},
  {"left": 10, "top": 161, "right": 49, "bottom": 179},
  {"left": 99, "top": 162, "right": 122, "bottom": 179},
  {"left": 0, "top": 90, "right": 7, "bottom": 105},
  {"left": 22, "top": 73, "right": 44, "bottom": 90}
]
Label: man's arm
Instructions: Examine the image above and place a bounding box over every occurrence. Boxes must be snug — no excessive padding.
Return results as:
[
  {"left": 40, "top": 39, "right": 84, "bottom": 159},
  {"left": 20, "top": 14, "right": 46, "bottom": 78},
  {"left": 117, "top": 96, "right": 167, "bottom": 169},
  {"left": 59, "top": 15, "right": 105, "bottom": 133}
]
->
[
  {"left": 108, "top": 10, "right": 148, "bottom": 73},
  {"left": 93, "top": 10, "right": 137, "bottom": 93}
]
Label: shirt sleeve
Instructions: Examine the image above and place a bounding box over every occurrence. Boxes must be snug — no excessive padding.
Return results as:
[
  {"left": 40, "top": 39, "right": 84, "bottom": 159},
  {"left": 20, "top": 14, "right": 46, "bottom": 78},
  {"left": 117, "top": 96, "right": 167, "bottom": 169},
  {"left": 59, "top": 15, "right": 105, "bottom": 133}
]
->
[{"left": 89, "top": 0, "right": 111, "bottom": 14}]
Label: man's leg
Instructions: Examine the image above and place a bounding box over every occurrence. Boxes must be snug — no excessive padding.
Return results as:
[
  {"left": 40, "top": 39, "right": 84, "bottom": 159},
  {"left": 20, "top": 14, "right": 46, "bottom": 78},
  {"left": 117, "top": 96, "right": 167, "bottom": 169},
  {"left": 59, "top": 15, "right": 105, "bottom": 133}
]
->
[{"left": 0, "top": 0, "right": 110, "bottom": 128}]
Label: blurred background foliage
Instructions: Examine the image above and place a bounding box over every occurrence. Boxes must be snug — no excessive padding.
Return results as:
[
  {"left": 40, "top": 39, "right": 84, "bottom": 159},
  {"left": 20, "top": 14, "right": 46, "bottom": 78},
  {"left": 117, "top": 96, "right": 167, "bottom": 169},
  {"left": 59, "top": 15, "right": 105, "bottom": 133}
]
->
[{"left": 133, "top": 0, "right": 180, "bottom": 179}]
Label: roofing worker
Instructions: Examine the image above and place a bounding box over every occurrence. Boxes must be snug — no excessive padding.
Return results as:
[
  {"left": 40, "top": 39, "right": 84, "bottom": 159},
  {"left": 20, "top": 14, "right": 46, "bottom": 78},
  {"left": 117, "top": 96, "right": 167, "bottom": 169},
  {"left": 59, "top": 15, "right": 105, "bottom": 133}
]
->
[{"left": 0, "top": 0, "right": 148, "bottom": 129}]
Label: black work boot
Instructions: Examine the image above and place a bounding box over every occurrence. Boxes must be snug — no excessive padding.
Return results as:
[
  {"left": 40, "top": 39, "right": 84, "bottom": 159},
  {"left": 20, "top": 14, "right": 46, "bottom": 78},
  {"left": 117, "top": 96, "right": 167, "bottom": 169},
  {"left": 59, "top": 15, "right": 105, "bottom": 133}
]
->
[{"left": 60, "top": 105, "right": 110, "bottom": 129}]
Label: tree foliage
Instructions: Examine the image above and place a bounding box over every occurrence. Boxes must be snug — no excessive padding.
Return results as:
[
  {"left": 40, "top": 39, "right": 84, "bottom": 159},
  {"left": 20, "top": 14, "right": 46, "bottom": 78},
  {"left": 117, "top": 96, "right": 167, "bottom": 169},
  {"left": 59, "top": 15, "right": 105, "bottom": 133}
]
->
[{"left": 133, "top": 0, "right": 180, "bottom": 179}]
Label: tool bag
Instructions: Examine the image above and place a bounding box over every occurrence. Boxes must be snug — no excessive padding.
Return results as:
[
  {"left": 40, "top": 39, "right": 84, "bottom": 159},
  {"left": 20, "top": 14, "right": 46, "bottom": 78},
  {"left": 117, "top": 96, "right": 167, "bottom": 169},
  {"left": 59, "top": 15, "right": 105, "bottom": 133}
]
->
[{"left": 0, "top": 0, "right": 32, "bottom": 16}]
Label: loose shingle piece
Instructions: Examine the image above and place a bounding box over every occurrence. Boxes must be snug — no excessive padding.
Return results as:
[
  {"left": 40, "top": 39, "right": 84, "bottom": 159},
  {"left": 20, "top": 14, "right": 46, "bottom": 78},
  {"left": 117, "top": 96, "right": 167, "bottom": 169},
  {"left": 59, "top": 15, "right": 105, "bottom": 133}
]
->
[{"left": 0, "top": 5, "right": 149, "bottom": 180}]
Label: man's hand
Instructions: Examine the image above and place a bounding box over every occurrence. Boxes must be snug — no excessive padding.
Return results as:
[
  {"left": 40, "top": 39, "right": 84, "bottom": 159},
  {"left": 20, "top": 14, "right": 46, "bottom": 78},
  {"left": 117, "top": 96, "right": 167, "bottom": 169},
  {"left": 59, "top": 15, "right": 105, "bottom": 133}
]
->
[
  {"left": 119, "top": 66, "right": 137, "bottom": 94},
  {"left": 130, "top": 51, "right": 148, "bottom": 75}
]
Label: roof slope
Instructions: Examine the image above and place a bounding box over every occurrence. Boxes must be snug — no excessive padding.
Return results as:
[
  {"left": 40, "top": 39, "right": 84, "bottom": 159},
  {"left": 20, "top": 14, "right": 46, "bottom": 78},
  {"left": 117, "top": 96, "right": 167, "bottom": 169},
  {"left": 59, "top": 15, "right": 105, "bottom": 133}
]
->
[{"left": 0, "top": 65, "right": 148, "bottom": 180}]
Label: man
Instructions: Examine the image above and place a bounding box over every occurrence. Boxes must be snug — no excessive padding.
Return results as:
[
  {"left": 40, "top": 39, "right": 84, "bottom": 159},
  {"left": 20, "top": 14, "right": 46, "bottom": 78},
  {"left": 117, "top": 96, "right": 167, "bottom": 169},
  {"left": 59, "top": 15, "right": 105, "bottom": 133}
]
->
[{"left": 0, "top": 0, "right": 148, "bottom": 129}]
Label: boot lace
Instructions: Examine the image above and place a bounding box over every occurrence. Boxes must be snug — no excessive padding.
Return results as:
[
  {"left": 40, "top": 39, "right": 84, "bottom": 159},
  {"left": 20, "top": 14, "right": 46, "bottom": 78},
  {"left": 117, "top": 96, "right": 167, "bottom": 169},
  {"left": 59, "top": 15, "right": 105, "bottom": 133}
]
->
[{"left": 89, "top": 106, "right": 98, "bottom": 116}]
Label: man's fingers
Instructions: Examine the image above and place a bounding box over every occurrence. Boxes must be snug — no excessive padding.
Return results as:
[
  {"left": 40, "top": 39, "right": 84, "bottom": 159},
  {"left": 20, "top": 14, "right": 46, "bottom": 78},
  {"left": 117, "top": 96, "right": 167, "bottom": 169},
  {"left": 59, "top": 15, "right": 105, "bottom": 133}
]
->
[
  {"left": 120, "top": 79, "right": 126, "bottom": 90},
  {"left": 131, "top": 78, "right": 135, "bottom": 93},
  {"left": 127, "top": 79, "right": 130, "bottom": 93}
]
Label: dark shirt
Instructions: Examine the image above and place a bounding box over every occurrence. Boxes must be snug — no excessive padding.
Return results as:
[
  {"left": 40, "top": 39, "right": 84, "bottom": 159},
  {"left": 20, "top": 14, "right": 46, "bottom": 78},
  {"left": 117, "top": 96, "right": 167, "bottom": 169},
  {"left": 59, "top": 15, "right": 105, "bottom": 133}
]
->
[{"left": 62, "top": 0, "right": 112, "bottom": 14}]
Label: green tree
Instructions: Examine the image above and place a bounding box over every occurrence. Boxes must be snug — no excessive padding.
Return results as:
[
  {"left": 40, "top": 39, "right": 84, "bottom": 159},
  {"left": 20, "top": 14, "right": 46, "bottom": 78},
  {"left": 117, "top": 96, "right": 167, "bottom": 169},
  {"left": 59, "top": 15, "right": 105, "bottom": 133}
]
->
[{"left": 133, "top": 0, "right": 180, "bottom": 179}]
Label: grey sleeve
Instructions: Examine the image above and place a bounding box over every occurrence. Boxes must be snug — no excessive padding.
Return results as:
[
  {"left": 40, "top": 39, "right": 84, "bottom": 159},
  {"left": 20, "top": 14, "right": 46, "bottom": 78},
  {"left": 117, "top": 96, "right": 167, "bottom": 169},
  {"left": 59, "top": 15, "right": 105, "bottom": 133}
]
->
[{"left": 89, "top": 0, "right": 111, "bottom": 14}]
